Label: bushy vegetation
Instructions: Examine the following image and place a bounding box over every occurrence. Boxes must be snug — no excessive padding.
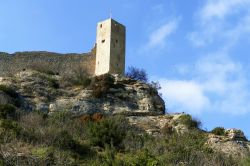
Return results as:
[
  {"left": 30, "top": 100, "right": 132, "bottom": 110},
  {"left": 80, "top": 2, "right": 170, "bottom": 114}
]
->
[
  {"left": 176, "top": 114, "right": 202, "bottom": 129},
  {"left": 211, "top": 127, "right": 226, "bottom": 136},
  {"left": 0, "top": 85, "right": 19, "bottom": 99},
  {"left": 91, "top": 74, "right": 115, "bottom": 98},
  {"left": 0, "top": 109, "right": 244, "bottom": 165},
  {"left": 0, "top": 85, "right": 22, "bottom": 107},
  {"left": 87, "top": 116, "right": 127, "bottom": 148},
  {"left": 241, "top": 157, "right": 250, "bottom": 166},
  {"left": 125, "top": 66, "right": 148, "bottom": 82},
  {"left": 37, "top": 73, "right": 60, "bottom": 89},
  {"left": 0, "top": 104, "right": 16, "bottom": 119}
]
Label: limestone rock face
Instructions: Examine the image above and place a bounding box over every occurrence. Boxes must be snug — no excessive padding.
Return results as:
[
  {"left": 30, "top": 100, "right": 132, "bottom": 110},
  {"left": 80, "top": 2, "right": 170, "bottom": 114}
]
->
[
  {"left": 49, "top": 75, "right": 165, "bottom": 116},
  {"left": 1, "top": 70, "right": 249, "bottom": 158},
  {"left": 225, "top": 129, "right": 247, "bottom": 141},
  {"left": 0, "top": 70, "right": 165, "bottom": 116},
  {"left": 126, "top": 113, "right": 250, "bottom": 158},
  {"left": 207, "top": 133, "right": 250, "bottom": 158}
]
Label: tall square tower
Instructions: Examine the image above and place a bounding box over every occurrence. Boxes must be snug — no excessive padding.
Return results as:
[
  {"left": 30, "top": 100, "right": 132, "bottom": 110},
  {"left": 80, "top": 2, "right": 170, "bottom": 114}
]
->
[{"left": 95, "top": 18, "right": 126, "bottom": 76}]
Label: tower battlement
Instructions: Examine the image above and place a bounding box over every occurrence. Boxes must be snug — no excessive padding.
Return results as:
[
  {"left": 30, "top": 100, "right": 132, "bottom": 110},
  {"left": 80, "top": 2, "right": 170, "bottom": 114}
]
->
[{"left": 95, "top": 18, "right": 126, "bottom": 76}]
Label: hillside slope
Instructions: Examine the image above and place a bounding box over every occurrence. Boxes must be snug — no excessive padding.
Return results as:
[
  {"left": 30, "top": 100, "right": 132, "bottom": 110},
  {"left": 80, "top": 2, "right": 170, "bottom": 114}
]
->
[{"left": 0, "top": 70, "right": 249, "bottom": 165}]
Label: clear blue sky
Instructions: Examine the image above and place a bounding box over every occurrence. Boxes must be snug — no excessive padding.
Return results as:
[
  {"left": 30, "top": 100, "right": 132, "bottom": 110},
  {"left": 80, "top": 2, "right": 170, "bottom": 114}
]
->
[{"left": 1, "top": 0, "right": 250, "bottom": 137}]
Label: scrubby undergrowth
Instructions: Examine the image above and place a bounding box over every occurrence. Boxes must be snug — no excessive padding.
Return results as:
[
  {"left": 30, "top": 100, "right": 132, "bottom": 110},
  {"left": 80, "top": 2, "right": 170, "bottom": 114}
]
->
[
  {"left": 0, "top": 109, "right": 246, "bottom": 166},
  {"left": 0, "top": 70, "right": 249, "bottom": 165}
]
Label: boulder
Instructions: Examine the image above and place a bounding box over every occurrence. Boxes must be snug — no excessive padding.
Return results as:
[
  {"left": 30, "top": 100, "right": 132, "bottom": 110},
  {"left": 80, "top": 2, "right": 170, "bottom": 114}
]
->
[{"left": 226, "top": 129, "right": 247, "bottom": 141}]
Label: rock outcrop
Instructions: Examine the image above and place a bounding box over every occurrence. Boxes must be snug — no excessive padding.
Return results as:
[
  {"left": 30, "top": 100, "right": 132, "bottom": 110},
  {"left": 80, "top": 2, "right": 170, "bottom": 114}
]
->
[
  {"left": 0, "top": 70, "right": 165, "bottom": 116},
  {"left": 127, "top": 113, "right": 250, "bottom": 158},
  {"left": 0, "top": 70, "right": 249, "bottom": 159}
]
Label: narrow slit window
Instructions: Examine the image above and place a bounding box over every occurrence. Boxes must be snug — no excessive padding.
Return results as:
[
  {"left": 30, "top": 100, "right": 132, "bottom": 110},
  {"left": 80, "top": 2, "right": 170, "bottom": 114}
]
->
[{"left": 100, "top": 24, "right": 102, "bottom": 28}]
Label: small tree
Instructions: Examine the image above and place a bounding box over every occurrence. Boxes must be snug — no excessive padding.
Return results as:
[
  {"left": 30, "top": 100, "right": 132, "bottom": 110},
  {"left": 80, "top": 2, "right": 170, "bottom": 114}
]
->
[
  {"left": 211, "top": 127, "right": 225, "bottom": 136},
  {"left": 125, "top": 66, "right": 148, "bottom": 82}
]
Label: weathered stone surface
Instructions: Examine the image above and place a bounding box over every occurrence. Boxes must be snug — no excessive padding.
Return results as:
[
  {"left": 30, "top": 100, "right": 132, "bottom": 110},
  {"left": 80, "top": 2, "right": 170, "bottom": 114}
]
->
[
  {"left": 0, "top": 70, "right": 165, "bottom": 115},
  {"left": 48, "top": 75, "right": 165, "bottom": 115},
  {"left": 126, "top": 113, "right": 250, "bottom": 158},
  {"left": 207, "top": 134, "right": 250, "bottom": 158},
  {"left": 0, "top": 70, "right": 249, "bottom": 159},
  {"left": 225, "top": 129, "right": 247, "bottom": 141},
  {"left": 0, "top": 51, "right": 96, "bottom": 77}
]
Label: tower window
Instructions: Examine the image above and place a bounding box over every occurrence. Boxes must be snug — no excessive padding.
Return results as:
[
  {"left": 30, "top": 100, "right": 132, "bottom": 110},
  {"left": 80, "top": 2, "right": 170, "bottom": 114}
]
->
[
  {"left": 116, "top": 39, "right": 118, "bottom": 43},
  {"left": 100, "top": 24, "right": 102, "bottom": 28},
  {"left": 102, "top": 39, "right": 105, "bottom": 43}
]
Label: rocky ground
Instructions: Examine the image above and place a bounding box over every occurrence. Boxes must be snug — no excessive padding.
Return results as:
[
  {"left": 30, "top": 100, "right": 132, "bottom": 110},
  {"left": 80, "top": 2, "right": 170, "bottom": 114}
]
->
[
  {"left": 0, "top": 70, "right": 249, "bottom": 160},
  {"left": 0, "top": 70, "right": 164, "bottom": 115}
]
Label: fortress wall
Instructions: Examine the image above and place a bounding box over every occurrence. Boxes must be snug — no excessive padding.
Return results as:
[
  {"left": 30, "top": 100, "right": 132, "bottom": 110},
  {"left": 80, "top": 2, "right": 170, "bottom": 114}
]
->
[{"left": 0, "top": 51, "right": 96, "bottom": 77}]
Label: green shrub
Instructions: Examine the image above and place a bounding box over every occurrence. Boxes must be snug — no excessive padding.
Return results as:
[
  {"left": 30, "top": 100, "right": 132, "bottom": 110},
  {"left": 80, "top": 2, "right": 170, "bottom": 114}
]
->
[
  {"left": 48, "top": 78, "right": 60, "bottom": 89},
  {"left": 177, "top": 114, "right": 201, "bottom": 129},
  {"left": 31, "top": 147, "right": 54, "bottom": 160},
  {"left": 39, "top": 74, "right": 59, "bottom": 89},
  {"left": 0, "top": 104, "right": 16, "bottom": 119},
  {"left": 0, "top": 119, "right": 20, "bottom": 132},
  {"left": 122, "top": 130, "right": 147, "bottom": 152},
  {"left": 87, "top": 116, "right": 127, "bottom": 148},
  {"left": 53, "top": 130, "right": 77, "bottom": 150},
  {"left": 0, "top": 85, "right": 19, "bottom": 98},
  {"left": 126, "top": 150, "right": 159, "bottom": 166},
  {"left": 241, "top": 157, "right": 250, "bottom": 166},
  {"left": 0, "top": 119, "right": 21, "bottom": 142},
  {"left": 211, "top": 127, "right": 226, "bottom": 136}
]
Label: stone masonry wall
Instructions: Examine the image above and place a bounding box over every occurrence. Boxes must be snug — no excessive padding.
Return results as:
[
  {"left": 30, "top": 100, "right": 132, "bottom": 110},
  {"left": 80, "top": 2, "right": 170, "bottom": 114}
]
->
[{"left": 0, "top": 50, "right": 96, "bottom": 77}]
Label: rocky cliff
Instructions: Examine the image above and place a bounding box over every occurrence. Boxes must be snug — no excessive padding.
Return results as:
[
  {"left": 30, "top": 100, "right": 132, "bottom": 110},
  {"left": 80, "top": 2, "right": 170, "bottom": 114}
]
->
[
  {"left": 0, "top": 70, "right": 165, "bottom": 116},
  {"left": 0, "top": 70, "right": 249, "bottom": 163}
]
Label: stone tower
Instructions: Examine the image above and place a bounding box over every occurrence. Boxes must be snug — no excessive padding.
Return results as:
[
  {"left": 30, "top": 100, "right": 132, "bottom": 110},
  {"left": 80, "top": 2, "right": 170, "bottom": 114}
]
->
[{"left": 95, "top": 18, "right": 126, "bottom": 76}]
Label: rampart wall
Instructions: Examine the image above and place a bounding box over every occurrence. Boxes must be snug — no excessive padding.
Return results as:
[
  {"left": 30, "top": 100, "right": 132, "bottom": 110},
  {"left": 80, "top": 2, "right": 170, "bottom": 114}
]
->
[{"left": 0, "top": 50, "right": 96, "bottom": 77}]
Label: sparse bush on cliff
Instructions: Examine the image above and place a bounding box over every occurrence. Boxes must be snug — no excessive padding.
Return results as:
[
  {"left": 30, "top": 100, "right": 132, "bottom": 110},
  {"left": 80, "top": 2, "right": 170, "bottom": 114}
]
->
[
  {"left": 177, "top": 114, "right": 201, "bottom": 129},
  {"left": 0, "top": 85, "right": 19, "bottom": 99},
  {"left": 91, "top": 74, "right": 114, "bottom": 98},
  {"left": 211, "top": 127, "right": 226, "bottom": 136},
  {"left": 150, "top": 81, "right": 161, "bottom": 92},
  {"left": 37, "top": 73, "right": 60, "bottom": 89},
  {"left": 0, "top": 85, "right": 21, "bottom": 107},
  {"left": 87, "top": 115, "right": 127, "bottom": 148},
  {"left": 0, "top": 119, "right": 21, "bottom": 143},
  {"left": 125, "top": 66, "right": 148, "bottom": 82},
  {"left": 0, "top": 104, "right": 16, "bottom": 119},
  {"left": 0, "top": 110, "right": 244, "bottom": 165}
]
